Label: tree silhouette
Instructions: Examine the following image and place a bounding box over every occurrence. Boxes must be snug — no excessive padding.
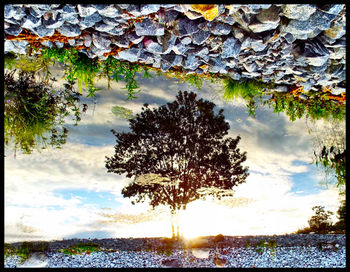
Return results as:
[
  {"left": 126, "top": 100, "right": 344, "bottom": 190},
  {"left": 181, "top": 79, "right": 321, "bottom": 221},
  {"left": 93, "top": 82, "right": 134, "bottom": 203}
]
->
[
  {"left": 105, "top": 91, "right": 249, "bottom": 238},
  {"left": 308, "top": 205, "right": 334, "bottom": 234}
]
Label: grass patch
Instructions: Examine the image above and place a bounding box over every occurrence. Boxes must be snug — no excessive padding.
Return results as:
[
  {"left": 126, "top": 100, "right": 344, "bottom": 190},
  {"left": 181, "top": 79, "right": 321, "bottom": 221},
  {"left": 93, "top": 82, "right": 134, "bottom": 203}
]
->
[
  {"left": 58, "top": 242, "right": 101, "bottom": 255},
  {"left": 4, "top": 241, "right": 49, "bottom": 263}
]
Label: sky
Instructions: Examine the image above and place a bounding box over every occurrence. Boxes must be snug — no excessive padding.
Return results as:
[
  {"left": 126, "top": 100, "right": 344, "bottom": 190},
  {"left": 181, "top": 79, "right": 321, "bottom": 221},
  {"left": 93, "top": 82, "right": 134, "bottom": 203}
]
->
[{"left": 4, "top": 66, "right": 344, "bottom": 242}]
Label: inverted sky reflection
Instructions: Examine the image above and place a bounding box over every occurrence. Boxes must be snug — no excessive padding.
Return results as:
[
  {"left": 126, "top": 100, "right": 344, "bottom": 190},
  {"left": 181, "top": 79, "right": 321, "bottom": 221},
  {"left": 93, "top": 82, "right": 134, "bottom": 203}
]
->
[{"left": 4, "top": 67, "right": 342, "bottom": 242}]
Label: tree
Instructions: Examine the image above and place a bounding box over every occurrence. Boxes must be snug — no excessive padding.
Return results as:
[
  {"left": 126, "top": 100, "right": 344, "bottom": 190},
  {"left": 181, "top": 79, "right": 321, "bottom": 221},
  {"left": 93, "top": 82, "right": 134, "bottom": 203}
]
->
[
  {"left": 333, "top": 200, "right": 346, "bottom": 231},
  {"left": 105, "top": 91, "right": 249, "bottom": 239},
  {"left": 308, "top": 205, "right": 334, "bottom": 234}
]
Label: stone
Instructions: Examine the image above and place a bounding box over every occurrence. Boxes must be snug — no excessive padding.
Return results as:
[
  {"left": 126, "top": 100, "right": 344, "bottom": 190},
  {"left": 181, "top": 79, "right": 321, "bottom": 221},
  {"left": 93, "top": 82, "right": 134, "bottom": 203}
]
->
[
  {"left": 93, "top": 4, "right": 122, "bottom": 18},
  {"left": 250, "top": 38, "right": 267, "bottom": 52},
  {"left": 256, "top": 5, "right": 281, "bottom": 24},
  {"left": 216, "top": 15, "right": 236, "bottom": 25},
  {"left": 43, "top": 14, "right": 65, "bottom": 28},
  {"left": 161, "top": 258, "right": 182, "bottom": 268},
  {"left": 282, "top": 4, "right": 317, "bottom": 21},
  {"left": 302, "top": 38, "right": 330, "bottom": 66},
  {"left": 62, "top": 13, "right": 79, "bottom": 24},
  {"left": 4, "top": 40, "right": 15, "bottom": 52},
  {"left": 9, "top": 40, "right": 29, "bottom": 54},
  {"left": 117, "top": 47, "right": 140, "bottom": 62},
  {"left": 84, "top": 34, "right": 92, "bottom": 47},
  {"left": 32, "top": 25, "right": 55, "bottom": 37},
  {"left": 329, "top": 47, "right": 345, "bottom": 60},
  {"left": 94, "top": 22, "right": 115, "bottom": 32},
  {"left": 161, "top": 54, "right": 183, "bottom": 71},
  {"left": 140, "top": 4, "right": 160, "bottom": 15},
  {"left": 135, "top": 18, "right": 164, "bottom": 36},
  {"left": 243, "top": 62, "right": 257, "bottom": 73},
  {"left": 41, "top": 40, "right": 53, "bottom": 48},
  {"left": 21, "top": 15, "right": 42, "bottom": 30},
  {"left": 160, "top": 10, "right": 179, "bottom": 24},
  {"left": 77, "top": 4, "right": 97, "bottom": 17},
  {"left": 4, "top": 5, "right": 15, "bottom": 18},
  {"left": 208, "top": 57, "right": 227, "bottom": 73},
  {"left": 80, "top": 12, "right": 102, "bottom": 29},
  {"left": 188, "top": 47, "right": 209, "bottom": 62},
  {"left": 114, "top": 35, "right": 130, "bottom": 48},
  {"left": 172, "top": 41, "right": 189, "bottom": 55},
  {"left": 248, "top": 20, "right": 279, "bottom": 33},
  {"left": 181, "top": 36, "right": 192, "bottom": 45},
  {"left": 62, "top": 4, "right": 78, "bottom": 14},
  {"left": 207, "top": 36, "right": 222, "bottom": 51},
  {"left": 309, "top": 10, "right": 336, "bottom": 31},
  {"left": 282, "top": 19, "right": 315, "bottom": 35},
  {"left": 192, "top": 29, "right": 211, "bottom": 45},
  {"left": 105, "top": 27, "right": 126, "bottom": 36},
  {"left": 92, "top": 33, "right": 111, "bottom": 49},
  {"left": 119, "top": 4, "right": 142, "bottom": 17},
  {"left": 55, "top": 41, "right": 64, "bottom": 48},
  {"left": 274, "top": 86, "right": 288, "bottom": 92},
  {"left": 57, "top": 23, "right": 81, "bottom": 37},
  {"left": 184, "top": 54, "right": 201, "bottom": 70},
  {"left": 283, "top": 33, "right": 296, "bottom": 44},
  {"left": 159, "top": 31, "right": 177, "bottom": 54},
  {"left": 4, "top": 24, "right": 22, "bottom": 36},
  {"left": 138, "top": 50, "right": 153, "bottom": 63},
  {"left": 192, "top": 248, "right": 210, "bottom": 259},
  {"left": 176, "top": 17, "right": 200, "bottom": 37},
  {"left": 90, "top": 44, "right": 110, "bottom": 57},
  {"left": 12, "top": 7, "right": 26, "bottom": 20},
  {"left": 222, "top": 37, "right": 241, "bottom": 58},
  {"left": 209, "top": 22, "right": 232, "bottom": 35},
  {"left": 68, "top": 39, "right": 75, "bottom": 46},
  {"left": 127, "top": 32, "right": 144, "bottom": 45},
  {"left": 230, "top": 10, "right": 251, "bottom": 32},
  {"left": 29, "top": 6, "right": 47, "bottom": 18},
  {"left": 144, "top": 37, "right": 163, "bottom": 54},
  {"left": 323, "top": 21, "right": 345, "bottom": 40},
  {"left": 319, "top": 4, "right": 345, "bottom": 15}
]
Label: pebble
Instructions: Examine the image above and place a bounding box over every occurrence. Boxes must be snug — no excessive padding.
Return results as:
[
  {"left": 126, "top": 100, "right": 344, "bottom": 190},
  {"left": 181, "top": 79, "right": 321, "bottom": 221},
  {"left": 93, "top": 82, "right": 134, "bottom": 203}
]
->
[{"left": 4, "top": 246, "right": 346, "bottom": 268}]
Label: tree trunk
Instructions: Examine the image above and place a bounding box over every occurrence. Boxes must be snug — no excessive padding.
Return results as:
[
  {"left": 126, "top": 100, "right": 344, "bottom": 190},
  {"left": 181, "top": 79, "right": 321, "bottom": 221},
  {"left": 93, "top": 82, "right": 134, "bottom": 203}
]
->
[
  {"left": 171, "top": 211, "right": 175, "bottom": 239},
  {"left": 170, "top": 209, "right": 181, "bottom": 240}
]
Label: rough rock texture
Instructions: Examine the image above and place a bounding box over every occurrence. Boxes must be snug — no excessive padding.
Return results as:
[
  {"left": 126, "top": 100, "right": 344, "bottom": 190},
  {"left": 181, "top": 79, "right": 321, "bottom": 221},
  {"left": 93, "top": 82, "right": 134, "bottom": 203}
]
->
[{"left": 4, "top": 4, "right": 346, "bottom": 95}]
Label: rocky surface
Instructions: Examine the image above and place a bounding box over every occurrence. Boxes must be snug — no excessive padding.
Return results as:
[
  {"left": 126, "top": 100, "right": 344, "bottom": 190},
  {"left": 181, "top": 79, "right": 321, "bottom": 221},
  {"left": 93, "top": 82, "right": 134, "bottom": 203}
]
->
[
  {"left": 4, "top": 235, "right": 346, "bottom": 268},
  {"left": 4, "top": 4, "right": 346, "bottom": 96}
]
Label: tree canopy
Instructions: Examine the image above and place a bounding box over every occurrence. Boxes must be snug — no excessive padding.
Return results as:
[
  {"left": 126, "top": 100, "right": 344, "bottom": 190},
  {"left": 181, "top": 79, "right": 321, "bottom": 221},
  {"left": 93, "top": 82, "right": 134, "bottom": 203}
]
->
[{"left": 105, "top": 91, "right": 249, "bottom": 237}]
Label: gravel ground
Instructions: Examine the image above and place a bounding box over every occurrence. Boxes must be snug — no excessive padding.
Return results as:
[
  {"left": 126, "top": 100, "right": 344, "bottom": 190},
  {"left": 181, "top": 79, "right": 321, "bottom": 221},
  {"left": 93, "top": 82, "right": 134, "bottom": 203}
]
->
[{"left": 4, "top": 234, "right": 346, "bottom": 268}]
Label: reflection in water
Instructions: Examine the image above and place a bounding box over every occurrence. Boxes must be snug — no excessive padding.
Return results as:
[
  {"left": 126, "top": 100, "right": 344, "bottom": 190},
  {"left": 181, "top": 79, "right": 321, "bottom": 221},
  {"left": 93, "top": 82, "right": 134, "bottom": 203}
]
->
[{"left": 4, "top": 69, "right": 87, "bottom": 155}]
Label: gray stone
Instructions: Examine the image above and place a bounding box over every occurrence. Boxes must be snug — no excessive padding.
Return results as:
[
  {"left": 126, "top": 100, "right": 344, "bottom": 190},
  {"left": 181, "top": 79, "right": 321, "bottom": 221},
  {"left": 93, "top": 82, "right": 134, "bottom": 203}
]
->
[
  {"left": 309, "top": 10, "right": 336, "bottom": 31},
  {"left": 43, "top": 14, "right": 65, "bottom": 28},
  {"left": 216, "top": 15, "right": 236, "bottom": 25},
  {"left": 119, "top": 4, "right": 142, "bottom": 17},
  {"left": 4, "top": 40, "right": 15, "bottom": 52},
  {"left": 10, "top": 40, "right": 29, "bottom": 54},
  {"left": 55, "top": 41, "right": 64, "bottom": 48},
  {"left": 230, "top": 10, "right": 251, "bottom": 31},
  {"left": 181, "top": 36, "right": 192, "bottom": 45},
  {"left": 84, "top": 35, "right": 92, "bottom": 47},
  {"left": 209, "top": 57, "right": 227, "bottom": 73},
  {"left": 117, "top": 47, "right": 140, "bottom": 62},
  {"left": 323, "top": 20, "right": 346, "bottom": 40},
  {"left": 172, "top": 41, "right": 189, "bottom": 55},
  {"left": 222, "top": 37, "right": 241, "bottom": 58},
  {"left": 250, "top": 38, "right": 267, "bottom": 52},
  {"left": 283, "top": 33, "right": 296, "bottom": 44},
  {"left": 144, "top": 38, "right": 163, "bottom": 54},
  {"left": 329, "top": 47, "right": 345, "bottom": 60},
  {"left": 135, "top": 18, "right": 164, "bottom": 36},
  {"left": 159, "top": 31, "right": 177, "bottom": 54},
  {"left": 62, "top": 13, "right": 79, "bottom": 24},
  {"left": 282, "top": 4, "right": 317, "bottom": 21},
  {"left": 32, "top": 25, "right": 55, "bottom": 37},
  {"left": 57, "top": 23, "right": 82, "bottom": 37},
  {"left": 243, "top": 62, "right": 257, "bottom": 73},
  {"left": 140, "top": 4, "right": 160, "bottom": 15},
  {"left": 161, "top": 258, "right": 182, "bottom": 268},
  {"left": 5, "top": 25, "right": 22, "bottom": 36},
  {"left": 176, "top": 17, "right": 200, "bottom": 37},
  {"left": 307, "top": 28, "right": 323, "bottom": 39},
  {"left": 105, "top": 27, "right": 126, "bottom": 36},
  {"left": 209, "top": 22, "right": 232, "bottom": 35},
  {"left": 256, "top": 5, "right": 281, "bottom": 24},
  {"left": 90, "top": 44, "right": 110, "bottom": 57},
  {"left": 92, "top": 33, "right": 111, "bottom": 49},
  {"left": 228, "top": 71, "right": 241, "bottom": 81},
  {"left": 207, "top": 36, "right": 222, "bottom": 51},
  {"left": 282, "top": 19, "right": 315, "bottom": 35},
  {"left": 249, "top": 20, "right": 279, "bottom": 33},
  {"left": 188, "top": 47, "right": 209, "bottom": 62},
  {"left": 160, "top": 10, "right": 179, "bottom": 24},
  {"left": 29, "top": 5, "right": 49, "bottom": 18},
  {"left": 4, "top": 5, "right": 15, "bottom": 18},
  {"left": 161, "top": 54, "right": 183, "bottom": 71},
  {"left": 41, "top": 40, "right": 53, "bottom": 48},
  {"left": 21, "top": 15, "right": 42, "bottom": 30},
  {"left": 138, "top": 50, "right": 153, "bottom": 63},
  {"left": 127, "top": 32, "right": 144, "bottom": 45},
  {"left": 184, "top": 54, "right": 200, "bottom": 70},
  {"left": 274, "top": 86, "right": 288, "bottom": 92},
  {"left": 326, "top": 64, "right": 345, "bottom": 79},
  {"left": 192, "top": 30, "right": 211, "bottom": 45},
  {"left": 68, "top": 39, "right": 75, "bottom": 46},
  {"left": 13, "top": 7, "right": 27, "bottom": 20},
  {"left": 114, "top": 36, "right": 130, "bottom": 48},
  {"left": 302, "top": 39, "right": 330, "bottom": 66},
  {"left": 77, "top": 4, "right": 97, "bottom": 17},
  {"left": 94, "top": 5, "right": 122, "bottom": 18},
  {"left": 80, "top": 12, "right": 102, "bottom": 29},
  {"left": 319, "top": 4, "right": 345, "bottom": 15},
  {"left": 62, "top": 4, "right": 78, "bottom": 14},
  {"left": 94, "top": 22, "right": 115, "bottom": 32}
]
